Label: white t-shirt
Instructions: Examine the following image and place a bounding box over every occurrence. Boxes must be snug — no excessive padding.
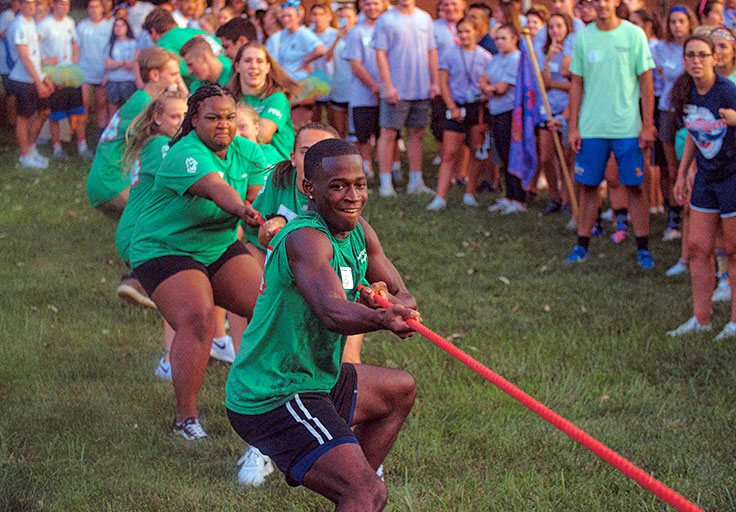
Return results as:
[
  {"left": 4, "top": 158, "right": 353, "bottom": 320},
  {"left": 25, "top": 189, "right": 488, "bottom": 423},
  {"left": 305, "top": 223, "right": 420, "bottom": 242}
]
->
[
  {"left": 171, "top": 10, "right": 188, "bottom": 29},
  {"left": 274, "top": 26, "right": 322, "bottom": 81},
  {"left": 37, "top": 15, "right": 77, "bottom": 67},
  {"left": 0, "top": 9, "right": 17, "bottom": 74},
  {"left": 372, "top": 7, "right": 436, "bottom": 100},
  {"left": 125, "top": 1, "right": 154, "bottom": 37},
  {"left": 312, "top": 26, "right": 337, "bottom": 79},
  {"left": 76, "top": 17, "right": 113, "bottom": 84},
  {"left": 344, "top": 21, "right": 380, "bottom": 107},
  {"left": 9, "top": 14, "right": 44, "bottom": 83}
]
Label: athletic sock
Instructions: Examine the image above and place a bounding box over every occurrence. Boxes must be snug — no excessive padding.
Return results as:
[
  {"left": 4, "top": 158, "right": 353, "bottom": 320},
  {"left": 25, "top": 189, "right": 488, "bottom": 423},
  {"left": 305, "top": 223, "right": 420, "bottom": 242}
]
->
[
  {"left": 596, "top": 207, "right": 603, "bottom": 225},
  {"left": 614, "top": 208, "right": 628, "bottom": 231},
  {"left": 636, "top": 236, "right": 649, "bottom": 252},
  {"left": 78, "top": 139, "right": 88, "bottom": 152},
  {"left": 391, "top": 161, "right": 400, "bottom": 173},
  {"left": 379, "top": 173, "right": 392, "bottom": 188},
  {"left": 577, "top": 236, "right": 590, "bottom": 251},
  {"left": 408, "top": 172, "right": 422, "bottom": 187},
  {"left": 53, "top": 142, "right": 62, "bottom": 151},
  {"left": 716, "top": 249, "right": 729, "bottom": 277},
  {"left": 671, "top": 205, "right": 683, "bottom": 226}
]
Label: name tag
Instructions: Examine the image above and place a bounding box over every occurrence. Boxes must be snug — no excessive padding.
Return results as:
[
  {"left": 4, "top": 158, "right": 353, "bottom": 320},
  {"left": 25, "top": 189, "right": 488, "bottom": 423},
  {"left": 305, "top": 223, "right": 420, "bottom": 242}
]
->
[
  {"left": 587, "top": 51, "right": 601, "bottom": 63},
  {"left": 549, "top": 61, "right": 560, "bottom": 73},
  {"left": 277, "top": 204, "right": 298, "bottom": 221},
  {"left": 340, "top": 266, "right": 354, "bottom": 289}
]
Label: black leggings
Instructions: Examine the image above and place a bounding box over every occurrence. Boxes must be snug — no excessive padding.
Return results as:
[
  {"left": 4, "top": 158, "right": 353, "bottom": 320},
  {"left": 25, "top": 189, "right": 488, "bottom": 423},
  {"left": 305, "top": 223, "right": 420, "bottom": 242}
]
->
[{"left": 490, "top": 110, "right": 525, "bottom": 203}]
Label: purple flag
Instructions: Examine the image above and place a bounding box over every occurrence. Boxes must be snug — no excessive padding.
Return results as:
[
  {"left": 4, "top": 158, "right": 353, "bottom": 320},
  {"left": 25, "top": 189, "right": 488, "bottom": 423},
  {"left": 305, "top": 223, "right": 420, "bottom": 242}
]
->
[{"left": 508, "top": 35, "right": 548, "bottom": 189}]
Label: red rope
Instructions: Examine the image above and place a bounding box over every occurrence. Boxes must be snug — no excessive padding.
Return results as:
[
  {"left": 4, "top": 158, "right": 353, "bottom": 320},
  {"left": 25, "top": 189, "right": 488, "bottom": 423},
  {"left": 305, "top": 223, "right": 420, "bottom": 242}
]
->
[{"left": 361, "top": 285, "right": 703, "bottom": 512}]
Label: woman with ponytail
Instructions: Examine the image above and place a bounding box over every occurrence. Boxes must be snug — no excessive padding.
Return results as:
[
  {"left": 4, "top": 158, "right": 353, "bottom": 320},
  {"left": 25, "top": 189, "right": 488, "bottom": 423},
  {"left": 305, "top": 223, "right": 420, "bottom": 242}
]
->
[
  {"left": 667, "top": 34, "right": 736, "bottom": 340},
  {"left": 128, "top": 84, "right": 268, "bottom": 441}
]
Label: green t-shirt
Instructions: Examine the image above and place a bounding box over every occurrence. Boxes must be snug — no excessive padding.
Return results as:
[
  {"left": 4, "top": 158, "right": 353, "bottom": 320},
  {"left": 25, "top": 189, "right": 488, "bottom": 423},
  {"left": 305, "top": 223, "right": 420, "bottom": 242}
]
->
[
  {"left": 242, "top": 91, "right": 294, "bottom": 162},
  {"left": 243, "top": 167, "right": 309, "bottom": 252},
  {"left": 86, "top": 89, "right": 152, "bottom": 206},
  {"left": 189, "top": 57, "right": 233, "bottom": 93},
  {"left": 570, "top": 21, "right": 654, "bottom": 139},
  {"left": 260, "top": 143, "right": 284, "bottom": 168},
  {"left": 128, "top": 131, "right": 268, "bottom": 268},
  {"left": 115, "top": 136, "right": 171, "bottom": 264},
  {"left": 225, "top": 210, "right": 368, "bottom": 415},
  {"left": 157, "top": 27, "right": 229, "bottom": 83}
]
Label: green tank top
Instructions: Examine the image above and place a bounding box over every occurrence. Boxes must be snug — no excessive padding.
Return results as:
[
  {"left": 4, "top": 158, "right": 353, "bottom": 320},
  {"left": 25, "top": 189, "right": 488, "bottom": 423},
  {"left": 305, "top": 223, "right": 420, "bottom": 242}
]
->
[
  {"left": 243, "top": 168, "right": 308, "bottom": 252},
  {"left": 225, "top": 210, "right": 367, "bottom": 415}
]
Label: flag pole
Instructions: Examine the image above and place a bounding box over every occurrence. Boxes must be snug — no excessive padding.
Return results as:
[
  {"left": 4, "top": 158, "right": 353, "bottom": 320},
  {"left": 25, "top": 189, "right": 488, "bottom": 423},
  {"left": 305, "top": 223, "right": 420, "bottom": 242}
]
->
[{"left": 520, "top": 28, "right": 579, "bottom": 219}]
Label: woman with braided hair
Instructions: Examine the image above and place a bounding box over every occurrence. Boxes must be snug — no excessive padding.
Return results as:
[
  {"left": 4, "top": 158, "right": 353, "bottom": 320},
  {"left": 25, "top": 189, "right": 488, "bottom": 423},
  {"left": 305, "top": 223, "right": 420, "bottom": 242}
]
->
[{"left": 128, "top": 83, "right": 268, "bottom": 440}]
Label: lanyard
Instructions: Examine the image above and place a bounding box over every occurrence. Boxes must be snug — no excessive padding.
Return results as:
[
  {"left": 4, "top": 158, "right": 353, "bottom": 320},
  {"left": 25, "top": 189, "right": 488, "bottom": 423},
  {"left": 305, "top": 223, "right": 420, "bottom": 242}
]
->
[
  {"left": 447, "top": 19, "right": 460, "bottom": 45},
  {"left": 459, "top": 46, "right": 477, "bottom": 91}
]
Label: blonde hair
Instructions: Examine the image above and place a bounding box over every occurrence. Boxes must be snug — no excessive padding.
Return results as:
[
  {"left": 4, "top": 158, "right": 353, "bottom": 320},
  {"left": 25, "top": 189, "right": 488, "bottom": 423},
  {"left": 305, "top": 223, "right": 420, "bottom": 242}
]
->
[
  {"left": 236, "top": 102, "right": 259, "bottom": 124},
  {"left": 229, "top": 41, "right": 301, "bottom": 101},
  {"left": 137, "top": 46, "right": 180, "bottom": 84},
  {"left": 122, "top": 89, "right": 189, "bottom": 174}
]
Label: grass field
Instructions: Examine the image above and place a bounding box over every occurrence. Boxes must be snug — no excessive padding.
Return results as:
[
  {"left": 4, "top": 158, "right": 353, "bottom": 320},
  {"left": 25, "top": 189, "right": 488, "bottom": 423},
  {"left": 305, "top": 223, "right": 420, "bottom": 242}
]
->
[{"left": 1, "top": 128, "right": 734, "bottom": 511}]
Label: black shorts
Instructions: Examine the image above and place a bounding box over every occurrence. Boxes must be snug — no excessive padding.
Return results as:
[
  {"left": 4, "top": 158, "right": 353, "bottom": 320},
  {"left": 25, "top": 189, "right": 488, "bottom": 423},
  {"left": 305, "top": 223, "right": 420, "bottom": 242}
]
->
[
  {"left": 351, "top": 105, "right": 379, "bottom": 143},
  {"left": 227, "top": 362, "right": 359, "bottom": 487},
  {"left": 444, "top": 101, "right": 486, "bottom": 134},
  {"left": 8, "top": 79, "right": 49, "bottom": 117},
  {"left": 49, "top": 86, "right": 84, "bottom": 120},
  {"left": 133, "top": 240, "right": 248, "bottom": 297},
  {"left": 329, "top": 100, "right": 348, "bottom": 111},
  {"left": 430, "top": 95, "right": 445, "bottom": 141}
]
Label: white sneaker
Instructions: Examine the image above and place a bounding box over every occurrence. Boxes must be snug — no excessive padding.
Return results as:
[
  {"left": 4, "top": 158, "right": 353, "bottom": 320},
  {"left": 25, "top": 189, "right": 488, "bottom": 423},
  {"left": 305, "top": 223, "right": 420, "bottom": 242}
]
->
[
  {"left": 210, "top": 336, "right": 235, "bottom": 363},
  {"left": 407, "top": 182, "right": 434, "bottom": 195},
  {"left": 566, "top": 218, "right": 578, "bottom": 231},
  {"left": 488, "top": 198, "right": 511, "bottom": 212},
  {"left": 379, "top": 184, "right": 396, "bottom": 197},
  {"left": 667, "top": 316, "right": 712, "bottom": 337},
  {"left": 431, "top": 156, "right": 441, "bottom": 165},
  {"left": 173, "top": 417, "right": 207, "bottom": 440},
  {"left": 52, "top": 146, "right": 68, "bottom": 160},
  {"left": 501, "top": 201, "right": 527, "bottom": 214},
  {"left": 237, "top": 446, "right": 274, "bottom": 486},
  {"left": 154, "top": 356, "right": 172, "bottom": 381},
  {"left": 19, "top": 153, "right": 47, "bottom": 168},
  {"left": 462, "top": 194, "right": 479, "bottom": 207},
  {"left": 714, "top": 321, "right": 736, "bottom": 341},
  {"left": 600, "top": 208, "right": 613, "bottom": 222},
  {"left": 665, "top": 260, "right": 688, "bottom": 277},
  {"left": 662, "top": 227, "right": 682, "bottom": 241},
  {"left": 376, "top": 464, "right": 384, "bottom": 481},
  {"left": 426, "top": 196, "right": 446, "bottom": 211},
  {"left": 29, "top": 146, "right": 49, "bottom": 166},
  {"left": 712, "top": 279, "right": 731, "bottom": 302}
]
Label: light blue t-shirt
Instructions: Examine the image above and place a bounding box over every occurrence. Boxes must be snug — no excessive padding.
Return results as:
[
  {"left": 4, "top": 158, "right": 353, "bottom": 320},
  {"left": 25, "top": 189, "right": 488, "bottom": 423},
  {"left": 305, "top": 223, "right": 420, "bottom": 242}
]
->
[
  {"left": 275, "top": 26, "right": 323, "bottom": 81},
  {"left": 537, "top": 49, "right": 568, "bottom": 115},
  {"left": 486, "top": 50, "right": 519, "bottom": 114},
  {"left": 8, "top": 14, "right": 44, "bottom": 83},
  {"left": 372, "top": 7, "right": 436, "bottom": 100},
  {"left": 330, "top": 37, "right": 351, "bottom": 103},
  {"left": 77, "top": 17, "right": 113, "bottom": 84},
  {"left": 312, "top": 26, "right": 337, "bottom": 78},
  {"left": 264, "top": 30, "right": 282, "bottom": 60},
  {"left": 433, "top": 18, "right": 457, "bottom": 57},
  {"left": 534, "top": 18, "right": 585, "bottom": 60},
  {"left": 105, "top": 39, "right": 137, "bottom": 82},
  {"left": 652, "top": 40, "right": 682, "bottom": 111},
  {"left": 0, "top": 9, "right": 17, "bottom": 75},
  {"left": 648, "top": 39, "right": 664, "bottom": 97},
  {"left": 439, "top": 45, "right": 492, "bottom": 104},
  {"left": 38, "top": 15, "right": 77, "bottom": 67},
  {"left": 344, "top": 21, "right": 379, "bottom": 107}
]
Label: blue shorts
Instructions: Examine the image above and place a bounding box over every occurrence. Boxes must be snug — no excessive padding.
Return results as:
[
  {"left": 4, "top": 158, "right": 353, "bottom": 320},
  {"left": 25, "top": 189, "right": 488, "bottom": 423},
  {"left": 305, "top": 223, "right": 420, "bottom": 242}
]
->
[
  {"left": 690, "top": 171, "right": 736, "bottom": 218},
  {"left": 574, "top": 138, "right": 644, "bottom": 186}
]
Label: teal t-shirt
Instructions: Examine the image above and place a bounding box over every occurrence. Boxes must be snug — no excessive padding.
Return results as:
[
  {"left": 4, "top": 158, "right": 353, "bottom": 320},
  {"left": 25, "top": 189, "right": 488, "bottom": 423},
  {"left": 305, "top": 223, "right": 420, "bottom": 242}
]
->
[
  {"left": 115, "top": 136, "right": 170, "bottom": 264},
  {"left": 157, "top": 27, "right": 228, "bottom": 83},
  {"left": 129, "top": 131, "right": 267, "bottom": 268},
  {"left": 86, "top": 89, "right": 151, "bottom": 206},
  {"left": 570, "top": 21, "right": 654, "bottom": 139},
  {"left": 242, "top": 91, "right": 294, "bottom": 162},
  {"left": 189, "top": 57, "right": 233, "bottom": 93},
  {"left": 225, "top": 210, "right": 367, "bottom": 415},
  {"left": 243, "top": 167, "right": 308, "bottom": 252}
]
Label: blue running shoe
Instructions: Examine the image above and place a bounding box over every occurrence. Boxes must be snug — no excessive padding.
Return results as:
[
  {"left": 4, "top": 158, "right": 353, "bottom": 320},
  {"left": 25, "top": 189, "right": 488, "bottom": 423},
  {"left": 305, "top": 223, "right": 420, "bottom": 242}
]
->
[
  {"left": 637, "top": 249, "right": 655, "bottom": 269},
  {"left": 566, "top": 245, "right": 589, "bottom": 263}
]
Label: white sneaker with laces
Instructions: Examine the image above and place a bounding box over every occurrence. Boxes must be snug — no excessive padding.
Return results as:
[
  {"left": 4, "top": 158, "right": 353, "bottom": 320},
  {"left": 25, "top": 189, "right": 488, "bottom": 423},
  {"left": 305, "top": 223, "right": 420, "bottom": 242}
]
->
[
  {"left": 19, "top": 153, "right": 45, "bottom": 168},
  {"left": 462, "top": 194, "right": 479, "bottom": 207},
  {"left": 712, "top": 278, "right": 731, "bottom": 302},
  {"left": 488, "top": 198, "right": 511, "bottom": 212},
  {"left": 501, "top": 201, "right": 527, "bottom": 214},
  {"left": 667, "top": 316, "right": 712, "bottom": 337},
  {"left": 154, "top": 356, "right": 172, "bottom": 380},
  {"left": 210, "top": 336, "right": 236, "bottom": 363},
  {"left": 665, "top": 260, "right": 688, "bottom": 277},
  {"left": 714, "top": 321, "right": 736, "bottom": 341},
  {"left": 173, "top": 417, "right": 207, "bottom": 440},
  {"left": 29, "top": 146, "right": 49, "bottom": 166},
  {"left": 407, "top": 182, "right": 434, "bottom": 195},
  {"left": 237, "top": 446, "right": 274, "bottom": 486},
  {"left": 426, "top": 196, "right": 446, "bottom": 211},
  {"left": 662, "top": 227, "right": 682, "bottom": 241},
  {"left": 379, "top": 184, "right": 396, "bottom": 197}
]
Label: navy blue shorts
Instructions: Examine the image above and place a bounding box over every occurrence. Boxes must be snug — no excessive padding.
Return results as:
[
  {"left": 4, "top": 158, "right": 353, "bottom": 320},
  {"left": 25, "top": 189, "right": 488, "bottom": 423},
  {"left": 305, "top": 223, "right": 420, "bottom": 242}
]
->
[
  {"left": 574, "top": 138, "right": 644, "bottom": 186},
  {"left": 690, "top": 170, "right": 736, "bottom": 217},
  {"left": 227, "top": 363, "right": 359, "bottom": 487}
]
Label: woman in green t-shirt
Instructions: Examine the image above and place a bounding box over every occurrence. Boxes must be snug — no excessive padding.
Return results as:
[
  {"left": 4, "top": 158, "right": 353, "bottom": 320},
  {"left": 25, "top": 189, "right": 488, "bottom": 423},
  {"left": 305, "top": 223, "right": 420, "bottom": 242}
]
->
[
  {"left": 229, "top": 41, "right": 299, "bottom": 164},
  {"left": 130, "top": 84, "right": 267, "bottom": 441}
]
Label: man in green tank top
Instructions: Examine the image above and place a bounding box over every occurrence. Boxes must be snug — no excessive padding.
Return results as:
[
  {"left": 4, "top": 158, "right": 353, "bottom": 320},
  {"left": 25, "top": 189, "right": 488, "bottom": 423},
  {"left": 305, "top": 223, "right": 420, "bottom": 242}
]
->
[{"left": 226, "top": 139, "right": 421, "bottom": 510}]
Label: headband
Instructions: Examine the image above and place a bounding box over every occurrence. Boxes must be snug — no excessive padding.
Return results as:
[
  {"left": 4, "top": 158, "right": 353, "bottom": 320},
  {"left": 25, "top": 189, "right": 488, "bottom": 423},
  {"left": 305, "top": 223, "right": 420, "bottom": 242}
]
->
[
  {"left": 670, "top": 6, "right": 688, "bottom": 15},
  {"left": 281, "top": 0, "right": 300, "bottom": 9},
  {"left": 699, "top": 0, "right": 707, "bottom": 16},
  {"left": 712, "top": 27, "right": 736, "bottom": 46}
]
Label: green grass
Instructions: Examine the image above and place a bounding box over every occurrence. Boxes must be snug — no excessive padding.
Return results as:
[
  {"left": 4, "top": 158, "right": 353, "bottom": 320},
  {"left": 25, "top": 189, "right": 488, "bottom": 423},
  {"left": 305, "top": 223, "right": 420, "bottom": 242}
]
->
[{"left": 1, "top": 129, "right": 734, "bottom": 511}]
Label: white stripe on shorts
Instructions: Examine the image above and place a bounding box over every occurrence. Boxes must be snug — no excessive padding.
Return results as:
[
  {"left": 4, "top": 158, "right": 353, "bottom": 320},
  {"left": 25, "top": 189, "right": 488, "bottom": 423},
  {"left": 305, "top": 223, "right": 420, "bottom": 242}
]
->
[
  {"left": 286, "top": 397, "right": 324, "bottom": 445},
  {"left": 295, "top": 394, "right": 333, "bottom": 442}
]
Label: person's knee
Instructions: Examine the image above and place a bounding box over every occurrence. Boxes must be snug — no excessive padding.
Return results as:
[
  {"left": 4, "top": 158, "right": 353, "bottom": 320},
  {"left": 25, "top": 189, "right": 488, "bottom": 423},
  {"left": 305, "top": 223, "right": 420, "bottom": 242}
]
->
[
  {"left": 625, "top": 183, "right": 644, "bottom": 196},
  {"left": 688, "top": 238, "right": 714, "bottom": 262},
  {"left": 344, "top": 474, "right": 387, "bottom": 511},
  {"left": 180, "top": 305, "right": 216, "bottom": 342},
  {"left": 392, "top": 371, "right": 416, "bottom": 413}
]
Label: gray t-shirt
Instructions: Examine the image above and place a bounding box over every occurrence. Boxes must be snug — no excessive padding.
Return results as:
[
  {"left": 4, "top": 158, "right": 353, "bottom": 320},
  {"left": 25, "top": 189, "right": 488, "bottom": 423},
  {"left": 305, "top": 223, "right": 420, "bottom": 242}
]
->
[
  {"left": 274, "top": 26, "right": 322, "bottom": 81},
  {"left": 76, "top": 17, "right": 113, "bottom": 84},
  {"left": 485, "top": 50, "right": 519, "bottom": 114},
  {"left": 344, "top": 21, "right": 379, "bottom": 107},
  {"left": 9, "top": 14, "right": 44, "bottom": 83},
  {"left": 372, "top": 7, "right": 436, "bottom": 100},
  {"left": 0, "top": 9, "right": 17, "bottom": 75},
  {"left": 439, "top": 44, "right": 491, "bottom": 104},
  {"left": 125, "top": 1, "right": 154, "bottom": 37},
  {"left": 37, "top": 15, "right": 77, "bottom": 67},
  {"left": 105, "top": 39, "right": 137, "bottom": 82}
]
